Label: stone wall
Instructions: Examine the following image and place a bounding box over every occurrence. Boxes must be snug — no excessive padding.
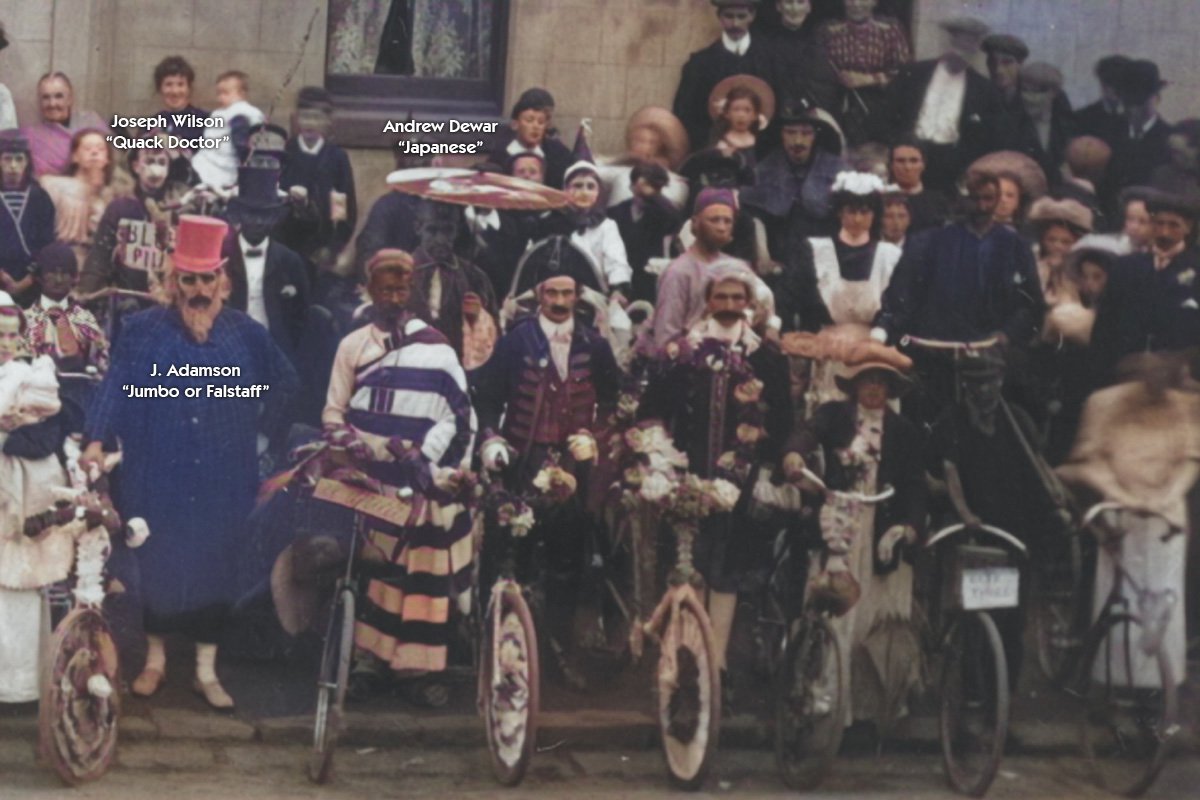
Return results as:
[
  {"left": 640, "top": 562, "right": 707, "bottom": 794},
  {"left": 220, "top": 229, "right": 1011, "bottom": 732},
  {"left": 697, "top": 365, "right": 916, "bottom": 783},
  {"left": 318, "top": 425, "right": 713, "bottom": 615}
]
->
[{"left": 911, "top": 0, "right": 1200, "bottom": 123}]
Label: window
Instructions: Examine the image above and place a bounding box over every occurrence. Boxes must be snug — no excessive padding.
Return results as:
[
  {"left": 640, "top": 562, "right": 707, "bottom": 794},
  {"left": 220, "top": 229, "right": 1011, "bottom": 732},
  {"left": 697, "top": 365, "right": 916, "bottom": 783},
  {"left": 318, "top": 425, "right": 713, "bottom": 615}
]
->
[{"left": 325, "top": 0, "right": 509, "bottom": 148}]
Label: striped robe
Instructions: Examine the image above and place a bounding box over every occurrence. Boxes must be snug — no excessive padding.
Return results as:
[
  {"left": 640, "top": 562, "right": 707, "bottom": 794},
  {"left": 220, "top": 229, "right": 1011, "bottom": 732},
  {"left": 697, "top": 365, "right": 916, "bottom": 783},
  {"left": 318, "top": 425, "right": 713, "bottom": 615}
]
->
[{"left": 323, "top": 316, "right": 476, "bottom": 672}]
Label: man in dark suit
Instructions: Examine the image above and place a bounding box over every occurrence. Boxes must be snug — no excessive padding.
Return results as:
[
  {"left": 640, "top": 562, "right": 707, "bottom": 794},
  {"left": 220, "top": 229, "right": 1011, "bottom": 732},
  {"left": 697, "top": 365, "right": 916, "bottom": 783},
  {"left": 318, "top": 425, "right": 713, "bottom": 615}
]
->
[
  {"left": 1107, "top": 60, "right": 1173, "bottom": 196},
  {"left": 1011, "top": 62, "right": 1075, "bottom": 190},
  {"left": 1075, "top": 55, "right": 1132, "bottom": 150},
  {"left": 882, "top": 16, "right": 1009, "bottom": 194},
  {"left": 607, "top": 161, "right": 680, "bottom": 302},
  {"left": 1108, "top": 188, "right": 1200, "bottom": 357},
  {"left": 673, "top": 0, "right": 775, "bottom": 152},
  {"left": 223, "top": 165, "right": 312, "bottom": 365}
]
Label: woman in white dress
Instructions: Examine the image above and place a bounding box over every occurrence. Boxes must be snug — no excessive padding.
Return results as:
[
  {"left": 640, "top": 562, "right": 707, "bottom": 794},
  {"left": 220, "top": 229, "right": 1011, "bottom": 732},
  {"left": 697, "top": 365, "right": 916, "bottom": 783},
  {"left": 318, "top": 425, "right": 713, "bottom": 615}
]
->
[
  {"left": 0, "top": 299, "right": 71, "bottom": 703},
  {"left": 805, "top": 172, "right": 902, "bottom": 408}
]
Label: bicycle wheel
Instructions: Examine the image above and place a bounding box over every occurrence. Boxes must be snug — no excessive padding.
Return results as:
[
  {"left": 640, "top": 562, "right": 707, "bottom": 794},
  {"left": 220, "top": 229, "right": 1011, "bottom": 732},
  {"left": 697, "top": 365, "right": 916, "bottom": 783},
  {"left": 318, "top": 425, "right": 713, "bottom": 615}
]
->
[
  {"left": 940, "top": 611, "right": 1009, "bottom": 797},
  {"left": 1079, "top": 612, "right": 1177, "bottom": 797},
  {"left": 774, "top": 614, "right": 844, "bottom": 790},
  {"left": 39, "top": 608, "right": 121, "bottom": 785},
  {"left": 656, "top": 589, "right": 721, "bottom": 791},
  {"left": 308, "top": 587, "right": 355, "bottom": 785},
  {"left": 1032, "top": 534, "right": 1084, "bottom": 685},
  {"left": 482, "top": 583, "right": 539, "bottom": 786}
]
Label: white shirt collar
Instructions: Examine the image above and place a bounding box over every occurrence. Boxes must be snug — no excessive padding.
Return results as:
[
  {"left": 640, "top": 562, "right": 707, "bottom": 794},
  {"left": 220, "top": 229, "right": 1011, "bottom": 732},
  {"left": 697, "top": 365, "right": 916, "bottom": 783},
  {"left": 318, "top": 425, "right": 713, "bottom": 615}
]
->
[
  {"left": 297, "top": 135, "right": 325, "bottom": 156},
  {"left": 722, "top": 32, "right": 750, "bottom": 56},
  {"left": 538, "top": 313, "right": 574, "bottom": 340},
  {"left": 506, "top": 138, "right": 545, "bottom": 159},
  {"left": 239, "top": 234, "right": 269, "bottom": 256},
  {"left": 39, "top": 294, "right": 68, "bottom": 312}
]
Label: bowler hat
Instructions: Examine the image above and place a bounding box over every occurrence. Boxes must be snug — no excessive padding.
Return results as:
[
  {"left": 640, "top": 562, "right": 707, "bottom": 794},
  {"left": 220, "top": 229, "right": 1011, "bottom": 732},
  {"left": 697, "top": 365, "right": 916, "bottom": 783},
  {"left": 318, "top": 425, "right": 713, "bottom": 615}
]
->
[
  {"left": 1117, "top": 60, "right": 1168, "bottom": 106},
  {"left": 172, "top": 215, "right": 229, "bottom": 273}
]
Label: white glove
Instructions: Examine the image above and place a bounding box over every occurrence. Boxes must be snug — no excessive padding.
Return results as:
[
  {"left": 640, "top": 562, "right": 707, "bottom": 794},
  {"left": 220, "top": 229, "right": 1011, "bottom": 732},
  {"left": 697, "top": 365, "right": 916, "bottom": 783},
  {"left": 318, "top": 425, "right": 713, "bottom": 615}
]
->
[
  {"left": 752, "top": 468, "right": 804, "bottom": 511},
  {"left": 869, "top": 326, "right": 889, "bottom": 344},
  {"left": 567, "top": 430, "right": 598, "bottom": 462},
  {"left": 876, "top": 524, "right": 916, "bottom": 563},
  {"left": 432, "top": 466, "right": 464, "bottom": 493},
  {"left": 288, "top": 185, "right": 309, "bottom": 204},
  {"left": 480, "top": 436, "right": 513, "bottom": 471}
]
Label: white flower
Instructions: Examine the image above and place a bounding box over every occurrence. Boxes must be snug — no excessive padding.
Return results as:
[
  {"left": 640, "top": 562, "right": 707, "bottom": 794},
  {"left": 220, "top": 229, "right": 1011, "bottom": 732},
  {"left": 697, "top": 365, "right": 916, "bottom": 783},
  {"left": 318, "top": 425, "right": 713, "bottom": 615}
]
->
[
  {"left": 831, "top": 171, "right": 886, "bottom": 197},
  {"left": 511, "top": 506, "right": 535, "bottom": 537},
  {"left": 280, "top": 285, "right": 298, "bottom": 297},
  {"left": 709, "top": 479, "right": 741, "bottom": 512},
  {"left": 639, "top": 472, "right": 674, "bottom": 503}
]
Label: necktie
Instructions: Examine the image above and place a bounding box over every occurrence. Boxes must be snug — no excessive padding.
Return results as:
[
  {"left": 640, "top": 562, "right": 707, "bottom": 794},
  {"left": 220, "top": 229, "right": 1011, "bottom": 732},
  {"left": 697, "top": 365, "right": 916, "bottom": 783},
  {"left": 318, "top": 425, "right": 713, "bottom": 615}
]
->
[{"left": 47, "top": 308, "right": 80, "bottom": 359}]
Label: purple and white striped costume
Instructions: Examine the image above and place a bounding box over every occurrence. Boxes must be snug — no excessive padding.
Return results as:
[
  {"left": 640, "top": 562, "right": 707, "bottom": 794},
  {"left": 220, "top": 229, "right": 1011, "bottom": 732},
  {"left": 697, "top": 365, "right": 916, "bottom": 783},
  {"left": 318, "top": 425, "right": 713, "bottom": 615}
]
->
[{"left": 323, "top": 315, "right": 476, "bottom": 672}]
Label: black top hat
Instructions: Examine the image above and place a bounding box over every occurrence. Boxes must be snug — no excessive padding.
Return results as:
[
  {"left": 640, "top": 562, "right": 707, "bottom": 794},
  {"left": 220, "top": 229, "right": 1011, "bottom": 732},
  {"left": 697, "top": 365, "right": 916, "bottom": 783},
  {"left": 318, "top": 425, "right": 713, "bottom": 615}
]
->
[
  {"left": 228, "top": 165, "right": 287, "bottom": 220},
  {"left": 0, "top": 129, "right": 29, "bottom": 154},
  {"left": 1117, "top": 60, "right": 1168, "bottom": 106}
]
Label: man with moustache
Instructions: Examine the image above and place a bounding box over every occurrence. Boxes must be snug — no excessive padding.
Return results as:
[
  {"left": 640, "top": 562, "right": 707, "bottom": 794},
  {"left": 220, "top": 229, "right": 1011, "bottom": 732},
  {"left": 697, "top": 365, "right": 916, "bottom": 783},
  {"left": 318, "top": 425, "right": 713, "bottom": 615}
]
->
[
  {"left": 321, "top": 249, "right": 476, "bottom": 702},
  {"left": 873, "top": 171, "right": 1042, "bottom": 349},
  {"left": 640, "top": 263, "right": 792, "bottom": 697},
  {"left": 470, "top": 272, "right": 619, "bottom": 688},
  {"left": 81, "top": 215, "right": 297, "bottom": 710}
]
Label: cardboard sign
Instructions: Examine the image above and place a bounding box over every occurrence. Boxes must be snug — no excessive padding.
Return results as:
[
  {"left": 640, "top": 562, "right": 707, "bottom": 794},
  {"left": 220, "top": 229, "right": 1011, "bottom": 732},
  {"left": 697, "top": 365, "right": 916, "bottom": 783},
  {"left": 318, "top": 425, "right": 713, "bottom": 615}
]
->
[
  {"left": 116, "top": 219, "right": 165, "bottom": 273},
  {"left": 312, "top": 478, "right": 413, "bottom": 526}
]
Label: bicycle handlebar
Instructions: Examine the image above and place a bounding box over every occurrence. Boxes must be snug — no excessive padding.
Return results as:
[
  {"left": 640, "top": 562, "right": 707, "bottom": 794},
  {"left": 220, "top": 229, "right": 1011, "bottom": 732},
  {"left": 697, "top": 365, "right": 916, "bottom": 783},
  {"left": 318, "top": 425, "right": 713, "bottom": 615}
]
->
[
  {"left": 799, "top": 467, "right": 895, "bottom": 504},
  {"left": 900, "top": 334, "right": 999, "bottom": 352},
  {"left": 1082, "top": 501, "right": 1182, "bottom": 543},
  {"left": 924, "top": 521, "right": 1028, "bottom": 555}
]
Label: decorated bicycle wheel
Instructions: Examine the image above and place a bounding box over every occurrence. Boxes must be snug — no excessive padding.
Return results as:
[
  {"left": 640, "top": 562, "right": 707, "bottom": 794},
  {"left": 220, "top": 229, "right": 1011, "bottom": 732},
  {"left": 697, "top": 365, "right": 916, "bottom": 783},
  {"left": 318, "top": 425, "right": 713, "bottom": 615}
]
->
[
  {"left": 656, "top": 589, "right": 721, "bottom": 791},
  {"left": 308, "top": 587, "right": 355, "bottom": 785},
  {"left": 939, "top": 611, "right": 1009, "bottom": 797},
  {"left": 1079, "top": 612, "right": 1177, "bottom": 797},
  {"left": 481, "top": 582, "right": 539, "bottom": 786},
  {"left": 39, "top": 608, "right": 121, "bottom": 785},
  {"left": 774, "top": 615, "right": 844, "bottom": 790}
]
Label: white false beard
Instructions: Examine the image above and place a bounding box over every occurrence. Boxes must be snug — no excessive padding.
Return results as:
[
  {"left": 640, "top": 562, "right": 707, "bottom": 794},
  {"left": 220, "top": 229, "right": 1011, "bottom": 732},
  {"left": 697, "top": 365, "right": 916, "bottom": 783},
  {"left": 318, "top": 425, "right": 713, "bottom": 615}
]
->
[{"left": 180, "top": 297, "right": 222, "bottom": 343}]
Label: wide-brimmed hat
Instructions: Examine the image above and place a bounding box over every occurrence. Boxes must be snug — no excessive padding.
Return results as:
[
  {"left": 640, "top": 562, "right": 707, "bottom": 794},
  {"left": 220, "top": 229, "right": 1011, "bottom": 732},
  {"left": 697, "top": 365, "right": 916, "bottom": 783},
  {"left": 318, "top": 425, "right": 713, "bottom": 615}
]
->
[
  {"left": 1028, "top": 196, "right": 1094, "bottom": 234},
  {"left": 172, "top": 215, "right": 229, "bottom": 273},
  {"left": 227, "top": 165, "right": 288, "bottom": 222},
  {"left": 776, "top": 95, "right": 845, "bottom": 155},
  {"left": 967, "top": 150, "right": 1048, "bottom": 200},
  {"left": 270, "top": 534, "right": 347, "bottom": 636},
  {"left": 708, "top": 73, "right": 776, "bottom": 129},
  {"left": 626, "top": 106, "right": 689, "bottom": 170},
  {"left": 834, "top": 341, "right": 913, "bottom": 397}
]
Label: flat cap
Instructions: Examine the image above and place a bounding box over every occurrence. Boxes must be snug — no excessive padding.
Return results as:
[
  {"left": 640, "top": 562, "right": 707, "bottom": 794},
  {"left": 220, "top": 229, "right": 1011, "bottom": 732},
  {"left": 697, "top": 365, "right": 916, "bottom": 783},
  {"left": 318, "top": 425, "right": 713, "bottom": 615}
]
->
[
  {"left": 982, "top": 33, "right": 1029, "bottom": 61},
  {"left": 939, "top": 16, "right": 990, "bottom": 38},
  {"left": 1020, "top": 61, "right": 1064, "bottom": 91}
]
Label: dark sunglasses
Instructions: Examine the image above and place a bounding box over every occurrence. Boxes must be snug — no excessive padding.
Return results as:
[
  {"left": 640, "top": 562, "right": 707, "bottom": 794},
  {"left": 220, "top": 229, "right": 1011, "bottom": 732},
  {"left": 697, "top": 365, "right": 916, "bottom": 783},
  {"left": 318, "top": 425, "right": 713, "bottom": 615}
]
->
[{"left": 179, "top": 273, "right": 218, "bottom": 286}]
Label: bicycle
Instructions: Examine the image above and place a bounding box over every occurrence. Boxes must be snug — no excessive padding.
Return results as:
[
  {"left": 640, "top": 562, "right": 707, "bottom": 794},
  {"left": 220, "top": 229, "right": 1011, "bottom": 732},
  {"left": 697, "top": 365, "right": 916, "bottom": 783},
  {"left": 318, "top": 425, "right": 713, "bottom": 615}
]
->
[
  {"left": 475, "top": 463, "right": 542, "bottom": 788},
  {"left": 641, "top": 515, "right": 722, "bottom": 791},
  {"left": 1065, "top": 501, "right": 1183, "bottom": 797},
  {"left": 31, "top": 444, "right": 149, "bottom": 786},
  {"left": 772, "top": 467, "right": 894, "bottom": 790},
  {"left": 900, "top": 334, "right": 1082, "bottom": 687}
]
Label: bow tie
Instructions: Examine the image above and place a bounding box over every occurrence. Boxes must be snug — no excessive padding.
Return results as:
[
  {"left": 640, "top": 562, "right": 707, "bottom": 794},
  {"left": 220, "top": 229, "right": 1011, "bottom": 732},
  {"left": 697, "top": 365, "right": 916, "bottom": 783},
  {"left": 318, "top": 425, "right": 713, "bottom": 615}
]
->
[
  {"left": 244, "top": 248, "right": 264, "bottom": 258},
  {"left": 549, "top": 330, "right": 572, "bottom": 344}
]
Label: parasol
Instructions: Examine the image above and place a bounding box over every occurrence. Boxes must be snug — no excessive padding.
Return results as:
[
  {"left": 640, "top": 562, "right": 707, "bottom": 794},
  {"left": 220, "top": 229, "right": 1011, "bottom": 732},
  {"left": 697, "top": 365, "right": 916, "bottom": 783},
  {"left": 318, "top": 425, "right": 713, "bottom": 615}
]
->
[{"left": 387, "top": 168, "right": 571, "bottom": 211}]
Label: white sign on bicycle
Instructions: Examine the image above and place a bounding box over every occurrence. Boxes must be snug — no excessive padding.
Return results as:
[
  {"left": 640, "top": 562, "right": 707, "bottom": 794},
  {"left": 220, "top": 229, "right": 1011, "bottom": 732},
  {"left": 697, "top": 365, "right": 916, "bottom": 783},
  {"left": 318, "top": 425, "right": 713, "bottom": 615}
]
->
[{"left": 960, "top": 567, "right": 1019, "bottom": 610}]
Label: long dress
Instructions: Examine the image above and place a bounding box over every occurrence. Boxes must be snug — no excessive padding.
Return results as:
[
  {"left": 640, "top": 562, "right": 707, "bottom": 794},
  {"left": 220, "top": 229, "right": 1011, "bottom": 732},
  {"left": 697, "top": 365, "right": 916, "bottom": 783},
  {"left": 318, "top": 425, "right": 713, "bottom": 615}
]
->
[
  {"left": 814, "top": 407, "right": 919, "bottom": 727},
  {"left": 807, "top": 237, "right": 901, "bottom": 408},
  {"left": 0, "top": 357, "right": 71, "bottom": 702}
]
